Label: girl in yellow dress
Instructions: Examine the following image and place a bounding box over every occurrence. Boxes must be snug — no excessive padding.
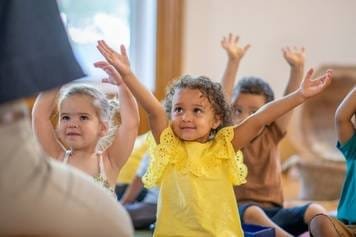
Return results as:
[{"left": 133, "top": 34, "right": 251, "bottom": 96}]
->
[{"left": 97, "top": 40, "right": 333, "bottom": 237}]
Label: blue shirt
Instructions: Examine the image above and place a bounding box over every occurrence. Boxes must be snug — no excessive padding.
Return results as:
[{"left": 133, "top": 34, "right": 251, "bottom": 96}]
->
[{"left": 337, "top": 132, "right": 356, "bottom": 224}]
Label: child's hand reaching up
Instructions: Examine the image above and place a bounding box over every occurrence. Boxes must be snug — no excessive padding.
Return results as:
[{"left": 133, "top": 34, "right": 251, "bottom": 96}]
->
[
  {"left": 282, "top": 46, "right": 305, "bottom": 67},
  {"left": 96, "top": 40, "right": 168, "bottom": 141},
  {"left": 299, "top": 68, "right": 333, "bottom": 98},
  {"left": 221, "top": 33, "right": 251, "bottom": 62},
  {"left": 94, "top": 61, "right": 124, "bottom": 86},
  {"left": 97, "top": 40, "right": 132, "bottom": 78}
]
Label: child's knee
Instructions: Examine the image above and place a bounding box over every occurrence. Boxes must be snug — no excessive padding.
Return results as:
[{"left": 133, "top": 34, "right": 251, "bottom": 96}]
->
[
  {"left": 244, "top": 205, "right": 265, "bottom": 222},
  {"left": 305, "top": 203, "right": 327, "bottom": 222},
  {"left": 310, "top": 214, "right": 327, "bottom": 229},
  {"left": 309, "top": 214, "right": 334, "bottom": 237}
]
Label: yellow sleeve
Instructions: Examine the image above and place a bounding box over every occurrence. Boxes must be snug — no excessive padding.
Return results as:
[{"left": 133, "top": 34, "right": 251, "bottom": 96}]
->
[
  {"left": 142, "top": 126, "right": 182, "bottom": 188},
  {"left": 214, "top": 126, "right": 248, "bottom": 185},
  {"left": 229, "top": 150, "right": 247, "bottom": 185}
]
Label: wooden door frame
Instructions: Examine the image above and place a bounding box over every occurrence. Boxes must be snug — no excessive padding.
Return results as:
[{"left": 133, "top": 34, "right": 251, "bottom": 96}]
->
[{"left": 139, "top": 0, "right": 184, "bottom": 133}]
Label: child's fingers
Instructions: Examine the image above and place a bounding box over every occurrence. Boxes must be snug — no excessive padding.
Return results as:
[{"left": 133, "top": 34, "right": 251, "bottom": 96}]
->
[
  {"left": 315, "top": 70, "right": 333, "bottom": 83},
  {"left": 318, "top": 76, "right": 332, "bottom": 91},
  {"left": 244, "top": 44, "right": 251, "bottom": 52},
  {"left": 234, "top": 35, "right": 239, "bottom": 44},
  {"left": 120, "top": 44, "right": 128, "bottom": 57},
  {"left": 228, "top": 33, "right": 233, "bottom": 42},
  {"left": 100, "top": 40, "right": 115, "bottom": 54},
  {"left": 98, "top": 40, "right": 109, "bottom": 52},
  {"left": 324, "top": 70, "right": 333, "bottom": 87},
  {"left": 102, "top": 78, "right": 111, "bottom": 83},
  {"left": 220, "top": 39, "right": 226, "bottom": 48},
  {"left": 305, "top": 68, "right": 314, "bottom": 81},
  {"left": 102, "top": 78, "right": 118, "bottom": 85},
  {"left": 94, "top": 61, "right": 109, "bottom": 68},
  {"left": 97, "top": 40, "right": 108, "bottom": 53},
  {"left": 96, "top": 44, "right": 110, "bottom": 60},
  {"left": 310, "top": 70, "right": 333, "bottom": 88},
  {"left": 97, "top": 41, "right": 114, "bottom": 59},
  {"left": 282, "top": 47, "right": 292, "bottom": 58},
  {"left": 95, "top": 62, "right": 115, "bottom": 75},
  {"left": 282, "top": 47, "right": 287, "bottom": 55},
  {"left": 98, "top": 41, "right": 113, "bottom": 57}
]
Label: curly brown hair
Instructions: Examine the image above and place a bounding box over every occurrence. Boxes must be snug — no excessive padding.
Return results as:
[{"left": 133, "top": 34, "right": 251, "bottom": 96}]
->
[{"left": 164, "top": 75, "right": 232, "bottom": 135}]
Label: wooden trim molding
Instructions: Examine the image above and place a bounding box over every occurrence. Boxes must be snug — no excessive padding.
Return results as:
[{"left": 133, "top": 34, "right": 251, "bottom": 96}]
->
[
  {"left": 155, "top": 0, "right": 184, "bottom": 99},
  {"left": 139, "top": 0, "right": 184, "bottom": 133}
]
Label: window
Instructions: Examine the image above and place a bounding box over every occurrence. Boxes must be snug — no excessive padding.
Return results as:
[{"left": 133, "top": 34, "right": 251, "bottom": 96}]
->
[{"left": 58, "top": 0, "right": 156, "bottom": 89}]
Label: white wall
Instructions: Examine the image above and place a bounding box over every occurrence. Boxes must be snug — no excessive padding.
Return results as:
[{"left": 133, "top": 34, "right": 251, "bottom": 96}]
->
[{"left": 182, "top": 0, "right": 356, "bottom": 97}]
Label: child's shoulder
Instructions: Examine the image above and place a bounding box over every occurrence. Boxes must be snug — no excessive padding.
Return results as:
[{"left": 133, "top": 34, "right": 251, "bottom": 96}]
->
[{"left": 214, "top": 126, "right": 235, "bottom": 141}]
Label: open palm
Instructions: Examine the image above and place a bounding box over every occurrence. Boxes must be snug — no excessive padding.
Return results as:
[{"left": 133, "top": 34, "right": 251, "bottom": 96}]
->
[
  {"left": 300, "top": 68, "right": 333, "bottom": 98},
  {"left": 282, "top": 46, "right": 305, "bottom": 66},
  {"left": 97, "top": 40, "right": 131, "bottom": 77},
  {"left": 221, "top": 33, "right": 250, "bottom": 61}
]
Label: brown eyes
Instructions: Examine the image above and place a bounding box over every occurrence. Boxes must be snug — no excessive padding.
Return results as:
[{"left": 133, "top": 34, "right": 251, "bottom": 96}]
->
[
  {"left": 80, "top": 115, "right": 89, "bottom": 120},
  {"left": 60, "top": 115, "right": 89, "bottom": 121},
  {"left": 233, "top": 108, "right": 256, "bottom": 115},
  {"left": 173, "top": 107, "right": 203, "bottom": 114},
  {"left": 61, "top": 115, "right": 70, "bottom": 121}
]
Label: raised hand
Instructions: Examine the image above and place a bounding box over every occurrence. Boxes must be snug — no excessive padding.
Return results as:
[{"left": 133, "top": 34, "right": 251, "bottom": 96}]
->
[
  {"left": 221, "top": 33, "right": 251, "bottom": 62},
  {"left": 282, "top": 46, "right": 305, "bottom": 67},
  {"left": 299, "top": 68, "right": 333, "bottom": 98},
  {"left": 94, "top": 61, "right": 124, "bottom": 86},
  {"left": 97, "top": 40, "right": 132, "bottom": 78}
]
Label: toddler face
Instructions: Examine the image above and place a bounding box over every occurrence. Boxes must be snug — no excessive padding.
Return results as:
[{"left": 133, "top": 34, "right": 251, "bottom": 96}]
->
[
  {"left": 57, "top": 94, "right": 107, "bottom": 150},
  {"left": 170, "top": 88, "right": 221, "bottom": 143},
  {"left": 232, "top": 93, "right": 266, "bottom": 124}
]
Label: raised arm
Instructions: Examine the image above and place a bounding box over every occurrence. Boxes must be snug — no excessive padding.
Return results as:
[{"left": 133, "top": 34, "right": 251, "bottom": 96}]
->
[
  {"left": 120, "top": 176, "right": 144, "bottom": 205},
  {"left": 94, "top": 61, "right": 140, "bottom": 169},
  {"left": 275, "top": 46, "right": 305, "bottom": 132},
  {"left": 220, "top": 33, "right": 251, "bottom": 101},
  {"left": 232, "top": 68, "right": 333, "bottom": 150},
  {"left": 335, "top": 87, "right": 356, "bottom": 144},
  {"left": 96, "top": 40, "right": 168, "bottom": 143},
  {"left": 32, "top": 88, "right": 64, "bottom": 159}
]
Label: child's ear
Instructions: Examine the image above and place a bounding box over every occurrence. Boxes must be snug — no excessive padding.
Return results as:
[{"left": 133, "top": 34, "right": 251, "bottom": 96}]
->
[
  {"left": 213, "top": 115, "right": 222, "bottom": 129},
  {"left": 99, "top": 121, "right": 109, "bottom": 137}
]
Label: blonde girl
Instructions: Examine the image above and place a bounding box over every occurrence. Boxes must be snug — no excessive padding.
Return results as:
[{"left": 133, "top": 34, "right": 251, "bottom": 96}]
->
[{"left": 32, "top": 61, "right": 139, "bottom": 192}]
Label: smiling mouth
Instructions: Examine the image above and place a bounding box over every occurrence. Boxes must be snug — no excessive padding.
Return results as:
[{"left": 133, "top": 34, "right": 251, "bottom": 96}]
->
[
  {"left": 181, "top": 127, "right": 196, "bottom": 130},
  {"left": 66, "top": 133, "right": 81, "bottom": 136}
]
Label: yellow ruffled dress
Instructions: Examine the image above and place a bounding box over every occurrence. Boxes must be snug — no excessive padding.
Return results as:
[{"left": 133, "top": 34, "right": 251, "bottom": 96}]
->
[{"left": 143, "top": 126, "right": 248, "bottom": 237}]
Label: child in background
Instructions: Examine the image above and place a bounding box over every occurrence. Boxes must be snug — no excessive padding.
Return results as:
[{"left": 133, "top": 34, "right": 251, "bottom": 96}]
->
[
  {"left": 121, "top": 154, "right": 159, "bottom": 229},
  {"left": 115, "top": 132, "right": 149, "bottom": 200},
  {"left": 32, "top": 60, "right": 139, "bottom": 192},
  {"left": 309, "top": 87, "right": 356, "bottom": 237},
  {"left": 221, "top": 33, "right": 327, "bottom": 237},
  {"left": 97, "top": 39, "right": 332, "bottom": 237}
]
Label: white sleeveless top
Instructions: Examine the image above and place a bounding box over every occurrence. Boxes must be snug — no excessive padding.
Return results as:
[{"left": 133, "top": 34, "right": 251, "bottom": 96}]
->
[{"left": 63, "top": 150, "right": 115, "bottom": 193}]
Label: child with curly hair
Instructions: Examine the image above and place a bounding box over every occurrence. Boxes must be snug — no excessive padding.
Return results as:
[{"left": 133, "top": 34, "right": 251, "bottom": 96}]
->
[{"left": 97, "top": 40, "right": 332, "bottom": 236}]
